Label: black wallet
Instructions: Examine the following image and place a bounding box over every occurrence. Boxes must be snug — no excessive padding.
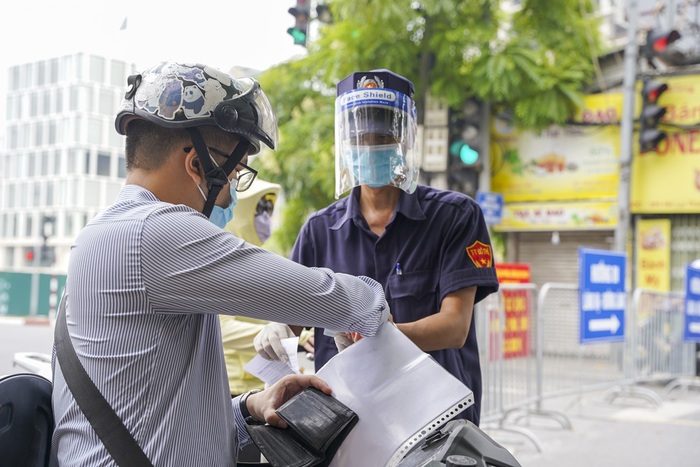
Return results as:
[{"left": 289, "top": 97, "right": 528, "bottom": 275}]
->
[{"left": 245, "top": 387, "right": 358, "bottom": 467}]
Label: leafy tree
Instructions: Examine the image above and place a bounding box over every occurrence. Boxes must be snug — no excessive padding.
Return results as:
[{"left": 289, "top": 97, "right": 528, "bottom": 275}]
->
[{"left": 255, "top": 0, "right": 603, "bottom": 254}]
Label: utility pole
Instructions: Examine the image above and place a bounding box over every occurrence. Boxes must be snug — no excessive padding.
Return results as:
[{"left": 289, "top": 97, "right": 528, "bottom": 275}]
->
[{"left": 614, "top": 0, "right": 640, "bottom": 256}]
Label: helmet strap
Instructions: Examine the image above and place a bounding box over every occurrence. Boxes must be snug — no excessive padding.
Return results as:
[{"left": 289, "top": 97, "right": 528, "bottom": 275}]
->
[{"left": 186, "top": 128, "right": 226, "bottom": 218}]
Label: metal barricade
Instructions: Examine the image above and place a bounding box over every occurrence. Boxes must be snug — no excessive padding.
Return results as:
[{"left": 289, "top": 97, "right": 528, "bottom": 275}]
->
[
  {"left": 477, "top": 283, "right": 544, "bottom": 451},
  {"left": 628, "top": 289, "right": 700, "bottom": 396}
]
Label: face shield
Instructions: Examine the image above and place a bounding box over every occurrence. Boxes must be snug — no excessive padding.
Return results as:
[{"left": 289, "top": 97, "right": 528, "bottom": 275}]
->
[{"left": 335, "top": 87, "right": 418, "bottom": 198}]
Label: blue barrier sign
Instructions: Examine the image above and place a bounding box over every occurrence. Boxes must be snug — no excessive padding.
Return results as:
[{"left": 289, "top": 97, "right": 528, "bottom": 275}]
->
[
  {"left": 476, "top": 191, "right": 503, "bottom": 226},
  {"left": 684, "top": 261, "right": 700, "bottom": 342},
  {"left": 579, "top": 248, "right": 626, "bottom": 344}
]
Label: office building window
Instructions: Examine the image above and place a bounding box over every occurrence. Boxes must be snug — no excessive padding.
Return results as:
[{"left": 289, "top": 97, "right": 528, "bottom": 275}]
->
[
  {"left": 25, "top": 215, "right": 33, "bottom": 237},
  {"left": 118, "top": 156, "right": 126, "bottom": 178},
  {"left": 70, "top": 85, "right": 92, "bottom": 112},
  {"left": 5, "top": 247, "right": 15, "bottom": 269},
  {"left": 65, "top": 212, "right": 73, "bottom": 237},
  {"left": 74, "top": 116, "right": 82, "bottom": 143},
  {"left": 97, "top": 152, "right": 111, "bottom": 176},
  {"left": 9, "top": 66, "right": 20, "bottom": 91},
  {"left": 111, "top": 60, "right": 126, "bottom": 86},
  {"left": 90, "top": 56, "right": 105, "bottom": 82},
  {"left": 35, "top": 123, "right": 43, "bottom": 147},
  {"left": 23, "top": 63, "right": 33, "bottom": 88},
  {"left": 54, "top": 149, "right": 62, "bottom": 175},
  {"left": 41, "top": 152, "right": 49, "bottom": 176},
  {"left": 43, "top": 90, "right": 51, "bottom": 115},
  {"left": 85, "top": 180, "right": 100, "bottom": 207},
  {"left": 48, "top": 120, "right": 56, "bottom": 145},
  {"left": 46, "top": 181, "right": 54, "bottom": 206},
  {"left": 30, "top": 92, "right": 38, "bottom": 117},
  {"left": 22, "top": 123, "right": 30, "bottom": 148},
  {"left": 1, "top": 214, "right": 7, "bottom": 238},
  {"left": 56, "top": 89, "right": 63, "bottom": 113},
  {"left": 59, "top": 55, "right": 72, "bottom": 81},
  {"left": 99, "top": 89, "right": 113, "bottom": 116},
  {"left": 8, "top": 125, "right": 17, "bottom": 149},
  {"left": 49, "top": 58, "right": 58, "bottom": 84},
  {"left": 28, "top": 152, "right": 36, "bottom": 177},
  {"left": 37, "top": 61, "right": 46, "bottom": 86},
  {"left": 68, "top": 149, "right": 86, "bottom": 174},
  {"left": 33, "top": 184, "right": 41, "bottom": 207},
  {"left": 74, "top": 54, "right": 83, "bottom": 80},
  {"left": 88, "top": 117, "right": 102, "bottom": 145}
]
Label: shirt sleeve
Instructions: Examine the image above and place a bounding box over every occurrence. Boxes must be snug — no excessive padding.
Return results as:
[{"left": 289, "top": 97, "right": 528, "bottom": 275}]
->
[
  {"left": 232, "top": 396, "right": 253, "bottom": 451},
  {"left": 438, "top": 198, "right": 499, "bottom": 304},
  {"left": 140, "top": 207, "right": 389, "bottom": 337}
]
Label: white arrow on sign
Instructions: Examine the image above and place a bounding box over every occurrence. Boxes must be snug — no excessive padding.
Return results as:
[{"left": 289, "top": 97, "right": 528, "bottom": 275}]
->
[
  {"left": 689, "top": 322, "right": 700, "bottom": 335},
  {"left": 588, "top": 314, "right": 621, "bottom": 333}
]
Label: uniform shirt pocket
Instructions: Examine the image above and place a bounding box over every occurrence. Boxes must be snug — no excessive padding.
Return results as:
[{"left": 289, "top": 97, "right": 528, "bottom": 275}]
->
[{"left": 387, "top": 270, "right": 439, "bottom": 322}]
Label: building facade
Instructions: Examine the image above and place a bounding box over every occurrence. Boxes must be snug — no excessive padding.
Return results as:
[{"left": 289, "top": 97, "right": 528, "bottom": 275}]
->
[{"left": 0, "top": 53, "right": 136, "bottom": 273}]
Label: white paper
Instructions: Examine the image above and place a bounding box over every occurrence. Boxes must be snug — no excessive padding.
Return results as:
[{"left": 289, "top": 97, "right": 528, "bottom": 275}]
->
[
  {"left": 243, "top": 336, "right": 301, "bottom": 385},
  {"left": 316, "top": 322, "right": 474, "bottom": 467}
]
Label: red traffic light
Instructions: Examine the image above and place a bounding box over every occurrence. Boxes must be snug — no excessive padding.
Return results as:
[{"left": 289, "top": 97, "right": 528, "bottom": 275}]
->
[
  {"left": 25, "top": 249, "right": 35, "bottom": 262},
  {"left": 646, "top": 29, "right": 681, "bottom": 54},
  {"left": 642, "top": 79, "right": 668, "bottom": 104}
]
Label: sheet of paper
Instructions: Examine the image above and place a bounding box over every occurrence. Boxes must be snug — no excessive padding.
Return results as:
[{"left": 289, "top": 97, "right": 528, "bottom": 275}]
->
[
  {"left": 243, "top": 336, "right": 300, "bottom": 385},
  {"left": 316, "top": 322, "right": 474, "bottom": 467}
]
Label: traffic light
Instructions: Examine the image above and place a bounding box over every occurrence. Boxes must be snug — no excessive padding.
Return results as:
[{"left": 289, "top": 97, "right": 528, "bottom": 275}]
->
[
  {"left": 643, "top": 28, "right": 700, "bottom": 67},
  {"left": 288, "top": 0, "right": 310, "bottom": 47},
  {"left": 639, "top": 79, "right": 669, "bottom": 153},
  {"left": 448, "top": 98, "right": 484, "bottom": 167},
  {"left": 645, "top": 29, "right": 681, "bottom": 58},
  {"left": 316, "top": 3, "right": 333, "bottom": 24}
]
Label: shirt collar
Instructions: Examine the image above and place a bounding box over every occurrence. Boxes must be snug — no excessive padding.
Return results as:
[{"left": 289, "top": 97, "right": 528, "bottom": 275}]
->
[{"left": 330, "top": 186, "right": 426, "bottom": 230}]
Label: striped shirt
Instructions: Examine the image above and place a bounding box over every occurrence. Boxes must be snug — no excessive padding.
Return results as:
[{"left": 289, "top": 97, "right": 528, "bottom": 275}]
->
[{"left": 51, "top": 184, "right": 389, "bottom": 466}]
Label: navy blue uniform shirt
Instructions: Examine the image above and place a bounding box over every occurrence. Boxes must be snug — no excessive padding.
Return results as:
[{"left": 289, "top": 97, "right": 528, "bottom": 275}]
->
[{"left": 291, "top": 185, "right": 499, "bottom": 424}]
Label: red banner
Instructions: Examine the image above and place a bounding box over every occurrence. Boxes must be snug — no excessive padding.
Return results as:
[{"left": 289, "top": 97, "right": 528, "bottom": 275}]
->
[{"left": 494, "top": 263, "right": 531, "bottom": 359}]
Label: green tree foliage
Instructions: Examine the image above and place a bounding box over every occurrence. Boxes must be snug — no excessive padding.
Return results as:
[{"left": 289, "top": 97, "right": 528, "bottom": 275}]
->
[{"left": 255, "top": 0, "right": 603, "bottom": 254}]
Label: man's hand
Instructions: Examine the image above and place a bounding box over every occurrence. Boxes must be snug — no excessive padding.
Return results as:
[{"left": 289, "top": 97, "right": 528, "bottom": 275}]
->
[
  {"left": 254, "top": 322, "right": 297, "bottom": 363},
  {"left": 245, "top": 375, "right": 332, "bottom": 428}
]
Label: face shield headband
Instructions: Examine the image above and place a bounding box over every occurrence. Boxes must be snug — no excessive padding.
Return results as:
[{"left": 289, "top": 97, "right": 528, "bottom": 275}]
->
[{"left": 186, "top": 127, "right": 250, "bottom": 218}]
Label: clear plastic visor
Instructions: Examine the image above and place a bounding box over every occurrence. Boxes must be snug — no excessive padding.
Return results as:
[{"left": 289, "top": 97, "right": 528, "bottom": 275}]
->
[{"left": 334, "top": 89, "right": 418, "bottom": 198}]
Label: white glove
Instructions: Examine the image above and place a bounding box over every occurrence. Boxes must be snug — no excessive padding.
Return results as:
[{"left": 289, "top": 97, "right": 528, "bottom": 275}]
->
[
  {"left": 333, "top": 332, "right": 355, "bottom": 353},
  {"left": 254, "top": 322, "right": 296, "bottom": 362}
]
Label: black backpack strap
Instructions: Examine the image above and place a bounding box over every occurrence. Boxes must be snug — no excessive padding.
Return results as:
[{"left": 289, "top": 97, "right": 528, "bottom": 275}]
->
[{"left": 54, "top": 294, "right": 154, "bottom": 467}]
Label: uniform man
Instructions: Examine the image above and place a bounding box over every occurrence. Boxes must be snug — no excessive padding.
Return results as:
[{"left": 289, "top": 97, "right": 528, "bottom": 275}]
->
[{"left": 256, "top": 69, "right": 499, "bottom": 425}]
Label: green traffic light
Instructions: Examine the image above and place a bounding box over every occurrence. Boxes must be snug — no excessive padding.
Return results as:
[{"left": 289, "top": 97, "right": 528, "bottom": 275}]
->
[
  {"left": 450, "top": 141, "right": 479, "bottom": 165},
  {"left": 287, "top": 27, "right": 307, "bottom": 45}
]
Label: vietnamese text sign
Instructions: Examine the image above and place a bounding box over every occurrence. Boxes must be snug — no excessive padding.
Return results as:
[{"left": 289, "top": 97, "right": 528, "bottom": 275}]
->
[
  {"left": 476, "top": 191, "right": 503, "bottom": 226},
  {"left": 495, "top": 263, "right": 531, "bottom": 359},
  {"left": 635, "top": 218, "right": 671, "bottom": 291},
  {"left": 684, "top": 262, "right": 700, "bottom": 342},
  {"left": 579, "top": 248, "right": 626, "bottom": 344}
]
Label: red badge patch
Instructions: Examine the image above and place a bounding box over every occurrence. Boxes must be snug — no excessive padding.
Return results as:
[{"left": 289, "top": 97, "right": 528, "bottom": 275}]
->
[{"left": 466, "top": 241, "right": 492, "bottom": 268}]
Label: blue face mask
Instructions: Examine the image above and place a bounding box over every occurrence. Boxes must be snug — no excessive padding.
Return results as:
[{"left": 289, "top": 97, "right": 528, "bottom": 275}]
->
[
  {"left": 344, "top": 144, "right": 403, "bottom": 187},
  {"left": 207, "top": 185, "right": 238, "bottom": 229},
  {"left": 197, "top": 181, "right": 238, "bottom": 229}
]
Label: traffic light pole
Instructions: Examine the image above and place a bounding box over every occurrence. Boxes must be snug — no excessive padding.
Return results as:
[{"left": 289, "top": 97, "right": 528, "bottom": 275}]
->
[{"left": 614, "top": 0, "right": 639, "bottom": 257}]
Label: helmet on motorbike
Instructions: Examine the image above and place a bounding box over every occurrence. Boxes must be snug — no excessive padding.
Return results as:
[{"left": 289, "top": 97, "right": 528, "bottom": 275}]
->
[
  {"left": 115, "top": 62, "right": 278, "bottom": 154},
  {"left": 334, "top": 69, "right": 419, "bottom": 198},
  {"left": 115, "top": 62, "right": 279, "bottom": 217}
]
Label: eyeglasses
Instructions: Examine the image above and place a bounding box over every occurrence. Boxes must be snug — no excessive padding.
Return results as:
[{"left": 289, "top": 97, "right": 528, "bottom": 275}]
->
[{"left": 184, "top": 147, "right": 258, "bottom": 192}]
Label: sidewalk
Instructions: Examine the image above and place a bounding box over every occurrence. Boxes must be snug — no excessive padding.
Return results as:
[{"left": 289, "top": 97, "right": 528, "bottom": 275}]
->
[
  {"left": 0, "top": 315, "right": 51, "bottom": 326},
  {"left": 482, "top": 380, "right": 700, "bottom": 467}
]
